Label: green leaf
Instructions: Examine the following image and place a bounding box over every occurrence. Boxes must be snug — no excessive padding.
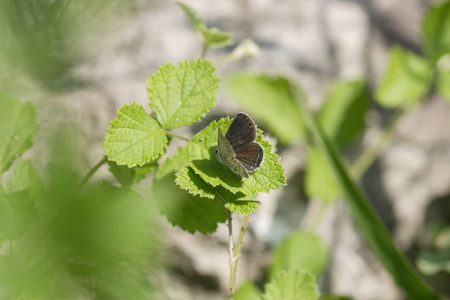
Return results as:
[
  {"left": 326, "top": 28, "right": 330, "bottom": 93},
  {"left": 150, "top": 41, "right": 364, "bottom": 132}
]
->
[
  {"left": 320, "top": 296, "right": 354, "bottom": 300},
  {"left": 106, "top": 102, "right": 168, "bottom": 167},
  {"left": 437, "top": 70, "right": 450, "bottom": 101},
  {"left": 176, "top": 2, "right": 233, "bottom": 49},
  {"left": 263, "top": 270, "right": 320, "bottom": 300},
  {"left": 437, "top": 54, "right": 450, "bottom": 101},
  {"left": 187, "top": 117, "right": 286, "bottom": 196},
  {"left": 224, "top": 200, "right": 260, "bottom": 215},
  {"left": 375, "top": 46, "right": 433, "bottom": 108},
  {"left": 107, "top": 159, "right": 158, "bottom": 187},
  {"left": 7, "top": 159, "right": 44, "bottom": 197},
  {"left": 416, "top": 249, "right": 450, "bottom": 275},
  {"left": 176, "top": 1, "right": 206, "bottom": 30},
  {"left": 295, "top": 84, "right": 443, "bottom": 300},
  {"left": 0, "top": 188, "right": 38, "bottom": 243},
  {"left": 226, "top": 74, "right": 305, "bottom": 144},
  {"left": 200, "top": 25, "right": 234, "bottom": 49},
  {"left": 319, "top": 79, "right": 369, "bottom": 147},
  {"left": 269, "top": 231, "right": 329, "bottom": 278},
  {"left": 305, "top": 147, "right": 342, "bottom": 202},
  {"left": 236, "top": 280, "right": 262, "bottom": 300},
  {"left": 423, "top": 1, "right": 450, "bottom": 62},
  {"left": 152, "top": 146, "right": 227, "bottom": 234},
  {"left": 175, "top": 166, "right": 259, "bottom": 215},
  {"left": 147, "top": 59, "right": 220, "bottom": 128},
  {"left": 0, "top": 93, "right": 38, "bottom": 173}
]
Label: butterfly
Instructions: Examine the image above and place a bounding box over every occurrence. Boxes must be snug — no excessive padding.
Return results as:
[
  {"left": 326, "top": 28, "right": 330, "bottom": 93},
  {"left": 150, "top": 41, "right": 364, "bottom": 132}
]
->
[{"left": 216, "top": 113, "right": 264, "bottom": 179}]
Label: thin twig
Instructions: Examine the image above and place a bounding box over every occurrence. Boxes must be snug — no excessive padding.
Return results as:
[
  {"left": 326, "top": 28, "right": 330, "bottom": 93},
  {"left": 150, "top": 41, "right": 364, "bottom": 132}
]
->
[
  {"left": 200, "top": 42, "right": 208, "bottom": 59},
  {"left": 162, "top": 128, "right": 190, "bottom": 142},
  {"left": 351, "top": 107, "right": 412, "bottom": 179},
  {"left": 79, "top": 156, "right": 108, "bottom": 187}
]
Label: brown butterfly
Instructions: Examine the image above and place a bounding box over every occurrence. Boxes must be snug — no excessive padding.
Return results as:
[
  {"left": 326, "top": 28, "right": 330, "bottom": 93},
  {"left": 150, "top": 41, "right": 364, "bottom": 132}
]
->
[{"left": 216, "top": 113, "right": 264, "bottom": 178}]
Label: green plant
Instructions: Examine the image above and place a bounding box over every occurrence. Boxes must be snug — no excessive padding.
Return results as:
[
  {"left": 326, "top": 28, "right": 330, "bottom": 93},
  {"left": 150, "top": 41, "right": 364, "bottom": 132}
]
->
[{"left": 2, "top": 1, "right": 450, "bottom": 299}]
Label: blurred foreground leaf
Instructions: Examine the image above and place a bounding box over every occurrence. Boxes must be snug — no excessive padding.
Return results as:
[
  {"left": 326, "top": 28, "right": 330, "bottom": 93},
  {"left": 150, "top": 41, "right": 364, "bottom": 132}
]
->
[
  {"left": 0, "top": 93, "right": 38, "bottom": 173},
  {"left": 0, "top": 164, "right": 165, "bottom": 299}
]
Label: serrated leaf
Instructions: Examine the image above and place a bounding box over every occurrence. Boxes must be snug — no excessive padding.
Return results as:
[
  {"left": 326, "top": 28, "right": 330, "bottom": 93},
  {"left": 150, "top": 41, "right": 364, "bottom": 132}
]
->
[
  {"left": 319, "top": 79, "right": 369, "bottom": 147},
  {"left": 175, "top": 166, "right": 217, "bottom": 199},
  {"left": 152, "top": 146, "right": 227, "bottom": 234},
  {"left": 226, "top": 74, "right": 305, "bottom": 144},
  {"left": 200, "top": 25, "right": 234, "bottom": 49},
  {"left": 423, "top": 1, "right": 450, "bottom": 62},
  {"left": 0, "top": 93, "right": 38, "bottom": 173},
  {"left": 269, "top": 231, "right": 329, "bottom": 279},
  {"left": 263, "top": 270, "right": 320, "bottom": 300},
  {"left": 187, "top": 117, "right": 286, "bottom": 196},
  {"left": 375, "top": 46, "right": 433, "bottom": 108},
  {"left": 236, "top": 280, "right": 262, "bottom": 300},
  {"left": 106, "top": 102, "right": 168, "bottom": 167},
  {"left": 224, "top": 200, "right": 260, "bottom": 215},
  {"left": 108, "top": 159, "right": 158, "bottom": 187},
  {"left": 176, "top": 1, "right": 206, "bottom": 30},
  {"left": 175, "top": 166, "right": 258, "bottom": 215},
  {"left": 7, "top": 159, "right": 44, "bottom": 197},
  {"left": 305, "top": 147, "right": 342, "bottom": 202},
  {"left": 147, "top": 59, "right": 220, "bottom": 129}
]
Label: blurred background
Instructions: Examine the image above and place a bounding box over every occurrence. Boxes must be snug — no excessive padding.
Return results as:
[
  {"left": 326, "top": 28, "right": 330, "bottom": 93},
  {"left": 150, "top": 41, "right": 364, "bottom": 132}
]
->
[{"left": 1, "top": 0, "right": 450, "bottom": 299}]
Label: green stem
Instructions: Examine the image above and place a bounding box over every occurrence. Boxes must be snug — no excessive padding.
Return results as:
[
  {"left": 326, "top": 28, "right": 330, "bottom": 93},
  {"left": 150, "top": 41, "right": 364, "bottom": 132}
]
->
[
  {"left": 234, "top": 214, "right": 249, "bottom": 259},
  {"left": 308, "top": 200, "right": 330, "bottom": 231},
  {"left": 217, "top": 196, "right": 249, "bottom": 300},
  {"left": 215, "top": 52, "right": 236, "bottom": 67},
  {"left": 200, "top": 42, "right": 208, "bottom": 59},
  {"left": 162, "top": 128, "right": 190, "bottom": 142},
  {"left": 79, "top": 156, "right": 108, "bottom": 187},
  {"left": 351, "top": 107, "right": 411, "bottom": 179},
  {"left": 226, "top": 209, "right": 236, "bottom": 300}
]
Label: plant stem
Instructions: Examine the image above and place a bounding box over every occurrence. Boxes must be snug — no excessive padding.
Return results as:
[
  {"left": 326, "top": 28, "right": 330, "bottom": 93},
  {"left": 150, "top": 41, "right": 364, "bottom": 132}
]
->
[
  {"left": 351, "top": 107, "right": 411, "bottom": 179},
  {"left": 216, "top": 196, "right": 250, "bottom": 300},
  {"left": 226, "top": 209, "right": 236, "bottom": 300},
  {"left": 234, "top": 214, "right": 249, "bottom": 260},
  {"left": 227, "top": 212, "right": 250, "bottom": 300},
  {"left": 79, "top": 156, "right": 108, "bottom": 187},
  {"left": 162, "top": 128, "right": 190, "bottom": 142},
  {"left": 200, "top": 42, "right": 208, "bottom": 59}
]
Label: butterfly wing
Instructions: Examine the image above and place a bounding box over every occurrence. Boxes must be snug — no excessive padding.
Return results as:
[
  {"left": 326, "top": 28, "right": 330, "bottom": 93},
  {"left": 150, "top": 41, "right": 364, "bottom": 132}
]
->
[
  {"left": 225, "top": 113, "right": 257, "bottom": 148},
  {"left": 217, "top": 127, "right": 235, "bottom": 157},
  {"left": 234, "top": 141, "right": 264, "bottom": 172},
  {"left": 217, "top": 128, "right": 249, "bottom": 178}
]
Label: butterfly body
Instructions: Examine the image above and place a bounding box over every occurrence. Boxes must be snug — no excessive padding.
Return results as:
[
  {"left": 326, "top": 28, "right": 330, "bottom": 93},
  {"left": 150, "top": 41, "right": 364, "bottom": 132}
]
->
[{"left": 216, "top": 113, "right": 264, "bottom": 179}]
